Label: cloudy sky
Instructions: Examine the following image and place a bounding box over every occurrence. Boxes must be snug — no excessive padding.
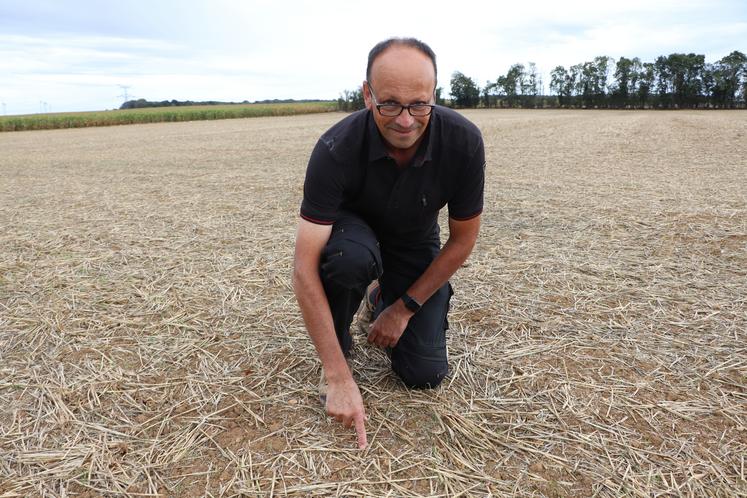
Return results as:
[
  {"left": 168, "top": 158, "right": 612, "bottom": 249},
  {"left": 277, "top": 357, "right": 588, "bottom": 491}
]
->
[{"left": 1, "top": 0, "right": 745, "bottom": 115}]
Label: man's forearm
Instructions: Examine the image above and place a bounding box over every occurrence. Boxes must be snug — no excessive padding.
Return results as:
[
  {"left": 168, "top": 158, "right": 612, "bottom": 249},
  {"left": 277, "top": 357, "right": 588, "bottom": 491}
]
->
[
  {"left": 293, "top": 266, "right": 352, "bottom": 381},
  {"left": 406, "top": 236, "right": 474, "bottom": 305},
  {"left": 405, "top": 217, "right": 480, "bottom": 307},
  {"left": 365, "top": 231, "right": 476, "bottom": 349}
]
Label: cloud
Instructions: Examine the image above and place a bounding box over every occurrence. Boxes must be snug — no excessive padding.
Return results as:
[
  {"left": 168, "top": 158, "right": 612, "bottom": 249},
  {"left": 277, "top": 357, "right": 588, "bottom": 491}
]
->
[{"left": 1, "top": 0, "right": 745, "bottom": 114}]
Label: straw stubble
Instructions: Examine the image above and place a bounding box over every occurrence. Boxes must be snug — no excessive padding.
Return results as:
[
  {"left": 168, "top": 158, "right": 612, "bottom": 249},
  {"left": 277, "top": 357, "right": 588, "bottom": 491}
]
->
[{"left": 1, "top": 110, "right": 745, "bottom": 496}]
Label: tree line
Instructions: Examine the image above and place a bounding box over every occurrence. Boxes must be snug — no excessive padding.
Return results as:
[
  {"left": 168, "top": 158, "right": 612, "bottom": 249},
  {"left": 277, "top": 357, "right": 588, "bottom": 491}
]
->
[
  {"left": 120, "top": 98, "right": 330, "bottom": 109},
  {"left": 337, "top": 50, "right": 746, "bottom": 110}
]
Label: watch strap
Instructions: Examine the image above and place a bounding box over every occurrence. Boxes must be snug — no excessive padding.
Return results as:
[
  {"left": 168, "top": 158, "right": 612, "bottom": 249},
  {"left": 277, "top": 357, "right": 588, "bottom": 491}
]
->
[{"left": 401, "top": 293, "right": 422, "bottom": 313}]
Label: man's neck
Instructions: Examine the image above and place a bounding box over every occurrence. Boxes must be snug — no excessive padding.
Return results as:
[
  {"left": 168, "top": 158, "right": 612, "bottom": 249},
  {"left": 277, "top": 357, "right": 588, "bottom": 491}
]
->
[
  {"left": 388, "top": 147, "right": 417, "bottom": 168},
  {"left": 386, "top": 133, "right": 426, "bottom": 168}
]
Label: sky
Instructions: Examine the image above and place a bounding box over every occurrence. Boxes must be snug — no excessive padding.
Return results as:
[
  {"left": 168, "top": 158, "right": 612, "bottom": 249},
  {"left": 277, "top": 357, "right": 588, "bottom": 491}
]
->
[{"left": 1, "top": 0, "right": 746, "bottom": 115}]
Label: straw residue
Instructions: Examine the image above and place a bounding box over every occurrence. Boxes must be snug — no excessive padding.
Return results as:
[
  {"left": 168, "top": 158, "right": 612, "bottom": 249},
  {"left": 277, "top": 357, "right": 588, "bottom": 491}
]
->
[{"left": 1, "top": 111, "right": 745, "bottom": 496}]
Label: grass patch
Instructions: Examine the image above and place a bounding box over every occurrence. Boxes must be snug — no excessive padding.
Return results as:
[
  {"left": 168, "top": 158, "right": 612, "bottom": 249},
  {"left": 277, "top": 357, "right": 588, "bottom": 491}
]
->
[{"left": 0, "top": 101, "right": 338, "bottom": 132}]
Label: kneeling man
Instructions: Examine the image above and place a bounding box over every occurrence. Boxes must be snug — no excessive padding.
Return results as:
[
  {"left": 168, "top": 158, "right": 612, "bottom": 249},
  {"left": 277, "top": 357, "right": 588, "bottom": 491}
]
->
[{"left": 293, "top": 37, "right": 485, "bottom": 449}]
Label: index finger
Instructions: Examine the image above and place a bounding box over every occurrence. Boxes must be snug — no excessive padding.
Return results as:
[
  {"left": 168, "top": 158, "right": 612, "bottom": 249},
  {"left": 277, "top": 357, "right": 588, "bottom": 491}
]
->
[{"left": 354, "top": 413, "right": 368, "bottom": 449}]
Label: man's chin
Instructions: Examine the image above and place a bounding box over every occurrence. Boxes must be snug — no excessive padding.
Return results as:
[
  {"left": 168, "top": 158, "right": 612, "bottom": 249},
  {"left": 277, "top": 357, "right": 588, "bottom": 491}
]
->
[{"left": 386, "top": 133, "right": 419, "bottom": 150}]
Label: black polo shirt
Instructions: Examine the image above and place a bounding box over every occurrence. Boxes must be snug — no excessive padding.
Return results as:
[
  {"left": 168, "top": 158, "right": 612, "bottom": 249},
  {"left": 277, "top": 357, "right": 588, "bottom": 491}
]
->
[{"left": 300, "top": 106, "right": 485, "bottom": 277}]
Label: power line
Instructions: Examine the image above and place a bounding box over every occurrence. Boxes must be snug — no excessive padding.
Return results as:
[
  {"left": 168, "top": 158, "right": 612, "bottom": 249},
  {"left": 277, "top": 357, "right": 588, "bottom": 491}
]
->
[{"left": 117, "top": 85, "right": 134, "bottom": 103}]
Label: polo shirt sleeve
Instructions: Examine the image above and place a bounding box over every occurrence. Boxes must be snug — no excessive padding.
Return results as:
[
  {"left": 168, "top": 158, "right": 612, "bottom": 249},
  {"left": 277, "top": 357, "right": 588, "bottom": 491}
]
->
[
  {"left": 448, "top": 138, "right": 485, "bottom": 221},
  {"left": 299, "top": 138, "right": 345, "bottom": 225}
]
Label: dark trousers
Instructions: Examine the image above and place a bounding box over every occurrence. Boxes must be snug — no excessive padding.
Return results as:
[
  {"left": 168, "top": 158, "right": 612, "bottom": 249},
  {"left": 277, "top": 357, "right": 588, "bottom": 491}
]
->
[{"left": 319, "top": 212, "right": 452, "bottom": 389}]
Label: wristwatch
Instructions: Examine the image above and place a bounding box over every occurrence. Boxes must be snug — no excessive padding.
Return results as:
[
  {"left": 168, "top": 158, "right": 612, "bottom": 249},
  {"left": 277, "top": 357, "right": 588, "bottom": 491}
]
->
[{"left": 401, "top": 293, "right": 422, "bottom": 313}]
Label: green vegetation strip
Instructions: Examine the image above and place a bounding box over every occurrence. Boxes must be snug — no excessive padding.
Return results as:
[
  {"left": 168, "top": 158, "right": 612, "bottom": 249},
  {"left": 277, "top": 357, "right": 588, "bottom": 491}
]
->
[{"left": 0, "top": 101, "right": 338, "bottom": 132}]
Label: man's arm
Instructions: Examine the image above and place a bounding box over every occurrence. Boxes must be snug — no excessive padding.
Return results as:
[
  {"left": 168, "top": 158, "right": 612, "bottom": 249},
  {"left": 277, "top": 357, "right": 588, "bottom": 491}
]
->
[
  {"left": 367, "top": 215, "right": 481, "bottom": 348},
  {"left": 292, "top": 219, "right": 367, "bottom": 448}
]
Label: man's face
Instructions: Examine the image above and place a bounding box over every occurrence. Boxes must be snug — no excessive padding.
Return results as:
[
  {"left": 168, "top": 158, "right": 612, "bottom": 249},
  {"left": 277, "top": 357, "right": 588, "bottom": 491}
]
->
[{"left": 363, "top": 46, "right": 435, "bottom": 153}]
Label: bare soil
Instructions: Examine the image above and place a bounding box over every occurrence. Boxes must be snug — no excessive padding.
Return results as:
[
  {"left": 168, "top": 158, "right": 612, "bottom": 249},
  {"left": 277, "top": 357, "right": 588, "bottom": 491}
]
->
[{"left": 1, "top": 110, "right": 745, "bottom": 496}]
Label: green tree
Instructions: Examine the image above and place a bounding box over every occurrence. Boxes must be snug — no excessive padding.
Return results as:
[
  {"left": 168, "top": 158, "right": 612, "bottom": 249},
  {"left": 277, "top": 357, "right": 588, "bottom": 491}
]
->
[
  {"left": 499, "top": 64, "right": 525, "bottom": 108},
  {"left": 574, "top": 57, "right": 612, "bottom": 107},
  {"left": 637, "top": 62, "right": 655, "bottom": 108},
  {"left": 685, "top": 54, "right": 706, "bottom": 107},
  {"left": 702, "top": 63, "right": 716, "bottom": 105},
  {"left": 654, "top": 55, "right": 671, "bottom": 107},
  {"left": 449, "top": 71, "right": 480, "bottom": 108},
  {"left": 629, "top": 57, "right": 643, "bottom": 107},
  {"left": 569, "top": 64, "right": 583, "bottom": 107},
  {"left": 613, "top": 56, "right": 633, "bottom": 107},
  {"left": 435, "top": 87, "right": 445, "bottom": 106},
  {"left": 524, "top": 62, "right": 540, "bottom": 107},
  {"left": 482, "top": 81, "right": 499, "bottom": 108},
  {"left": 336, "top": 89, "right": 364, "bottom": 111},
  {"left": 550, "top": 65, "right": 569, "bottom": 106},
  {"left": 713, "top": 50, "right": 747, "bottom": 107},
  {"left": 593, "top": 56, "right": 613, "bottom": 107},
  {"left": 580, "top": 61, "right": 596, "bottom": 107},
  {"left": 666, "top": 53, "right": 705, "bottom": 108},
  {"left": 494, "top": 75, "right": 508, "bottom": 107},
  {"left": 430, "top": 49, "right": 745, "bottom": 110}
]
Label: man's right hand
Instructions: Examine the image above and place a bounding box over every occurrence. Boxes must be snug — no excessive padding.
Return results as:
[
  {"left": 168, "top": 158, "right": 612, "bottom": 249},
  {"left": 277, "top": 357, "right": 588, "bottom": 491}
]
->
[
  {"left": 325, "top": 377, "right": 368, "bottom": 449},
  {"left": 293, "top": 219, "right": 368, "bottom": 449}
]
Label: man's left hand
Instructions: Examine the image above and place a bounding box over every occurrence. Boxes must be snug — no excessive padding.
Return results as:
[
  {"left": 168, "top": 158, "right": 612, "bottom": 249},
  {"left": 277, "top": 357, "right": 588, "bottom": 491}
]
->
[{"left": 367, "top": 301, "right": 412, "bottom": 348}]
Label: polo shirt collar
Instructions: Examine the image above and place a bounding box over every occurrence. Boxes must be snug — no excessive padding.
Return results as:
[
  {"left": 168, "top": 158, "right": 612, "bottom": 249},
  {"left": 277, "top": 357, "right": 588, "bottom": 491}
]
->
[
  {"left": 366, "top": 112, "right": 389, "bottom": 162},
  {"left": 416, "top": 110, "right": 436, "bottom": 168},
  {"left": 366, "top": 108, "right": 436, "bottom": 168}
]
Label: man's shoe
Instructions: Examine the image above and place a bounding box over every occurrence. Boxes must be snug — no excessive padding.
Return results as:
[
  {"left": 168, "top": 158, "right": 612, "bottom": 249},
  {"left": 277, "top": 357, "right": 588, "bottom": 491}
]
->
[
  {"left": 356, "top": 280, "right": 381, "bottom": 332},
  {"left": 318, "top": 370, "right": 327, "bottom": 406}
]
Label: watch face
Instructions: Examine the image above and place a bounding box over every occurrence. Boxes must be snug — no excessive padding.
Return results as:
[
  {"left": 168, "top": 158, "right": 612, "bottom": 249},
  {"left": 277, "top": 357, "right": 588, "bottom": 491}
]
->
[{"left": 403, "top": 295, "right": 421, "bottom": 312}]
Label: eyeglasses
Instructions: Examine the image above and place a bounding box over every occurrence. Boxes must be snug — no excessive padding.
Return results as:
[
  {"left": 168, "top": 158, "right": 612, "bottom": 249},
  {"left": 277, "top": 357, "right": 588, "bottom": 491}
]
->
[{"left": 367, "top": 84, "right": 435, "bottom": 117}]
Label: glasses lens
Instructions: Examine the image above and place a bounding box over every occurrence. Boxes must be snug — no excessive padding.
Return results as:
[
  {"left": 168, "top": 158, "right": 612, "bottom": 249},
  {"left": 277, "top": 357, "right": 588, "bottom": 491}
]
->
[
  {"left": 378, "top": 104, "right": 402, "bottom": 116},
  {"left": 409, "top": 105, "right": 433, "bottom": 116}
]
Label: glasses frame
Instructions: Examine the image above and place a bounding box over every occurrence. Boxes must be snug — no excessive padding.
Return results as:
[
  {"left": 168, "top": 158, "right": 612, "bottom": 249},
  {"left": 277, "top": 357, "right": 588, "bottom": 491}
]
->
[{"left": 367, "top": 84, "right": 435, "bottom": 117}]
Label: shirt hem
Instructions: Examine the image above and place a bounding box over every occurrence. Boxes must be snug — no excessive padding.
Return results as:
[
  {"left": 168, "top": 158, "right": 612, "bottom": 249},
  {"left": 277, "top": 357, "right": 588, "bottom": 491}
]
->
[
  {"left": 449, "top": 210, "right": 482, "bottom": 221},
  {"left": 300, "top": 212, "right": 335, "bottom": 225}
]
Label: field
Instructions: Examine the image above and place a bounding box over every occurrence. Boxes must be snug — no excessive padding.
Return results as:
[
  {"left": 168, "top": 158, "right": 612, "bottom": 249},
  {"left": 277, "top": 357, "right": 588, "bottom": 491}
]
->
[
  {"left": 1, "top": 110, "right": 745, "bottom": 497},
  {"left": 0, "top": 102, "right": 337, "bottom": 132}
]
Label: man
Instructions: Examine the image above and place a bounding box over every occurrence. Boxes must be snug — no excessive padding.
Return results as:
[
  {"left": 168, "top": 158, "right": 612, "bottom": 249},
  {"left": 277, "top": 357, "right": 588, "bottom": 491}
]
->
[{"left": 293, "top": 37, "right": 484, "bottom": 449}]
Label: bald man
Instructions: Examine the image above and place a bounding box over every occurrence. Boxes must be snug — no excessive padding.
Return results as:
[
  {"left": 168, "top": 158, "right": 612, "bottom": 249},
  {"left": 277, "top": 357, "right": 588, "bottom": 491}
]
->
[{"left": 293, "top": 37, "right": 485, "bottom": 449}]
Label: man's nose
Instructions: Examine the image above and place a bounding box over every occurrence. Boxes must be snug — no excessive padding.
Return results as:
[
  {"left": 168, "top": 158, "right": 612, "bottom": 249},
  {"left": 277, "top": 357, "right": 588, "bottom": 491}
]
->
[{"left": 394, "top": 109, "right": 415, "bottom": 128}]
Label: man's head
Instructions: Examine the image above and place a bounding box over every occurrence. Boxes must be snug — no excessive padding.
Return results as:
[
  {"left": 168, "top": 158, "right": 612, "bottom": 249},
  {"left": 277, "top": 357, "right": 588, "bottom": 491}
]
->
[{"left": 363, "top": 38, "right": 437, "bottom": 153}]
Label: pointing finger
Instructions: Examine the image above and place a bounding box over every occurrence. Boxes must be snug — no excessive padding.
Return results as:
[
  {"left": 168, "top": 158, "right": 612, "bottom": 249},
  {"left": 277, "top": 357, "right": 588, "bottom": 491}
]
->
[{"left": 354, "top": 413, "right": 368, "bottom": 450}]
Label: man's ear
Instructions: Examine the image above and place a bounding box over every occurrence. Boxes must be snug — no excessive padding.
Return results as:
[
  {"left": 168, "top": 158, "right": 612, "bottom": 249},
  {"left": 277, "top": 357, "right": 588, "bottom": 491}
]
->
[{"left": 363, "top": 81, "right": 373, "bottom": 110}]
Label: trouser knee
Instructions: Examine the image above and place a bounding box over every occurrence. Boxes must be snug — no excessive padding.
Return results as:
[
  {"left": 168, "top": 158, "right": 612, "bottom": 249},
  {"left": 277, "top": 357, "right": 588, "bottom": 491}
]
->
[
  {"left": 320, "top": 227, "right": 381, "bottom": 290},
  {"left": 392, "top": 352, "right": 448, "bottom": 389},
  {"left": 317, "top": 215, "right": 382, "bottom": 355}
]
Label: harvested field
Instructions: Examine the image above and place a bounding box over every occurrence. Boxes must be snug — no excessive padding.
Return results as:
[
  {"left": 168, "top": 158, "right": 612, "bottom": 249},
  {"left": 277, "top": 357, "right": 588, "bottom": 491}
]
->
[{"left": 1, "top": 109, "right": 746, "bottom": 497}]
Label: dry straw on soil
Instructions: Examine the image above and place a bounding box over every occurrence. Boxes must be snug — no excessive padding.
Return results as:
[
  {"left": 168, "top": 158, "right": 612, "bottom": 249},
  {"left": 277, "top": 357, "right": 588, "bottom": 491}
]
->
[{"left": 1, "top": 110, "right": 746, "bottom": 497}]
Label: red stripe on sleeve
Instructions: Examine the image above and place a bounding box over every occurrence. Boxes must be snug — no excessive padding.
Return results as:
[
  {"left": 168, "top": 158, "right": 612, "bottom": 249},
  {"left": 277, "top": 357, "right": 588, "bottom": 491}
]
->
[{"left": 300, "top": 212, "right": 335, "bottom": 225}]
